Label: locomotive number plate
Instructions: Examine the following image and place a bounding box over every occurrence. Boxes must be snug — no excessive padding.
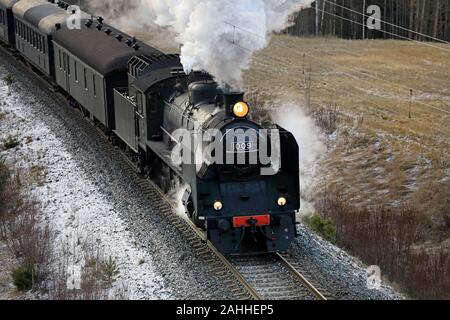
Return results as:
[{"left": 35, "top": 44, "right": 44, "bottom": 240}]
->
[
  {"left": 233, "top": 215, "right": 270, "bottom": 228},
  {"left": 232, "top": 142, "right": 254, "bottom": 152}
]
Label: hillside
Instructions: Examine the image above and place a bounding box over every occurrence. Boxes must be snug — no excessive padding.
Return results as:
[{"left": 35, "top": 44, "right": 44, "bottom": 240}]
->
[{"left": 244, "top": 36, "right": 449, "bottom": 242}]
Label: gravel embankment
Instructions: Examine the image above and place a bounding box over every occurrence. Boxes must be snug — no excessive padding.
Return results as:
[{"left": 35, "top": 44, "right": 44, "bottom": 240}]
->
[{"left": 292, "top": 224, "right": 404, "bottom": 300}]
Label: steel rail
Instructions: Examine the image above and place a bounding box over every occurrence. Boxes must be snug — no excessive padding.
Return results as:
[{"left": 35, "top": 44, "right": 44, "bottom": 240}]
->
[{"left": 277, "top": 253, "right": 327, "bottom": 300}]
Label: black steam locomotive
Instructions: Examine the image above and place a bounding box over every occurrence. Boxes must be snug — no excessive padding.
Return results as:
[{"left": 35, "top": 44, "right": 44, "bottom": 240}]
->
[{"left": 0, "top": 0, "right": 300, "bottom": 255}]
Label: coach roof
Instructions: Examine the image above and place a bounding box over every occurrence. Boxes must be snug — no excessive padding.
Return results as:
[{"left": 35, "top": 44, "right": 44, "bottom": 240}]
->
[
  {"left": 0, "top": 0, "right": 19, "bottom": 9},
  {"left": 12, "top": 0, "right": 46, "bottom": 17},
  {"left": 52, "top": 22, "right": 164, "bottom": 76},
  {"left": 13, "top": 0, "right": 73, "bottom": 34}
]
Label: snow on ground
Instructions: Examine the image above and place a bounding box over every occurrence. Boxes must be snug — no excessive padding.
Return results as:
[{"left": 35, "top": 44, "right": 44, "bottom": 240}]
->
[{"left": 0, "top": 81, "right": 172, "bottom": 299}]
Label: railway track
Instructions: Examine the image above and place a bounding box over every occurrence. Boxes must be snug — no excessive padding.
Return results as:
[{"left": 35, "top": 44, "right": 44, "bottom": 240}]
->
[{"left": 0, "top": 44, "right": 328, "bottom": 301}]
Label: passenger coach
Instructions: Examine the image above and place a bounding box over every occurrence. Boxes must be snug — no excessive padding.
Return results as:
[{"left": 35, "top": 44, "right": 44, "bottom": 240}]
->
[
  {"left": 12, "top": 0, "right": 71, "bottom": 76},
  {"left": 0, "top": 0, "right": 18, "bottom": 45},
  {"left": 51, "top": 18, "right": 162, "bottom": 129}
]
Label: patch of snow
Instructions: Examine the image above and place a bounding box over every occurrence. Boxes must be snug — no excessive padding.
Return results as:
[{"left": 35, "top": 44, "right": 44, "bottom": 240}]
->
[{"left": 0, "top": 77, "right": 172, "bottom": 300}]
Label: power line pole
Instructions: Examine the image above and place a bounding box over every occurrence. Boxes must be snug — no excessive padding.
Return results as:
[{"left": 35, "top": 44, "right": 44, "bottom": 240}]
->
[
  {"left": 409, "top": 89, "right": 413, "bottom": 119},
  {"left": 315, "top": 0, "right": 320, "bottom": 36},
  {"left": 362, "top": 0, "right": 366, "bottom": 39}
]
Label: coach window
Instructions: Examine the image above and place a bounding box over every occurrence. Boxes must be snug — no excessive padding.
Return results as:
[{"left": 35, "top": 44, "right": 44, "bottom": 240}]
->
[
  {"left": 74, "top": 61, "right": 78, "bottom": 82},
  {"left": 84, "top": 68, "right": 87, "bottom": 90},
  {"left": 93, "top": 75, "right": 96, "bottom": 97},
  {"left": 58, "top": 50, "right": 62, "bottom": 69}
]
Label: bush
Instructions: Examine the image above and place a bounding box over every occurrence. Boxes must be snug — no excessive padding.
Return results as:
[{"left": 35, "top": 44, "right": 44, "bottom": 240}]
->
[
  {"left": 12, "top": 264, "right": 33, "bottom": 291},
  {"left": 3, "top": 74, "right": 15, "bottom": 86},
  {"left": 0, "top": 157, "right": 9, "bottom": 191},
  {"left": 0, "top": 157, "right": 13, "bottom": 239},
  {"left": 304, "top": 213, "right": 337, "bottom": 243},
  {"left": 0, "top": 160, "right": 52, "bottom": 290},
  {"left": 101, "top": 256, "right": 120, "bottom": 283},
  {"left": 315, "top": 189, "right": 450, "bottom": 299},
  {"left": 50, "top": 242, "right": 125, "bottom": 300},
  {"left": 3, "top": 135, "right": 20, "bottom": 150}
]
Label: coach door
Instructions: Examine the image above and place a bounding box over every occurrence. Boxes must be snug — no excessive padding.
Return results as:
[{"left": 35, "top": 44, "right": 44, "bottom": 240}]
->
[{"left": 62, "top": 51, "right": 70, "bottom": 93}]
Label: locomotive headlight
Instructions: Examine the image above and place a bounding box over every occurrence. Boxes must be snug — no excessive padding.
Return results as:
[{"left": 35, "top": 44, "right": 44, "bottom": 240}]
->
[
  {"left": 277, "top": 197, "right": 287, "bottom": 207},
  {"left": 233, "top": 102, "right": 249, "bottom": 118},
  {"left": 214, "top": 201, "right": 223, "bottom": 211}
]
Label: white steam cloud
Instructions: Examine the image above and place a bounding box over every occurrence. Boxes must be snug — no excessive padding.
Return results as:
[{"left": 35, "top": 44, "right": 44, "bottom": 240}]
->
[
  {"left": 168, "top": 182, "right": 189, "bottom": 219},
  {"left": 271, "top": 102, "right": 326, "bottom": 214},
  {"left": 88, "top": 0, "right": 311, "bottom": 89}
]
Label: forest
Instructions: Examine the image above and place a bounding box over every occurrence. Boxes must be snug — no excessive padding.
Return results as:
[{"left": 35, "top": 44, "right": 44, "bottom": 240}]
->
[{"left": 287, "top": 0, "right": 450, "bottom": 42}]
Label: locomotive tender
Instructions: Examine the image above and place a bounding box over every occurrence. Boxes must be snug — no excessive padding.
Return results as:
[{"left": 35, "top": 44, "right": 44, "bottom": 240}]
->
[{"left": 0, "top": 0, "right": 301, "bottom": 255}]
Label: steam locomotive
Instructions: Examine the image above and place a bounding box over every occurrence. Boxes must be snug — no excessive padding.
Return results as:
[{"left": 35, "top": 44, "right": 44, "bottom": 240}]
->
[{"left": 0, "top": 0, "right": 300, "bottom": 255}]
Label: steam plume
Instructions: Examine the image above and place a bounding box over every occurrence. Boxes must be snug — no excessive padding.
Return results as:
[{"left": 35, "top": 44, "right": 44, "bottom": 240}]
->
[
  {"left": 271, "top": 102, "right": 325, "bottom": 214},
  {"left": 87, "top": 0, "right": 312, "bottom": 89}
]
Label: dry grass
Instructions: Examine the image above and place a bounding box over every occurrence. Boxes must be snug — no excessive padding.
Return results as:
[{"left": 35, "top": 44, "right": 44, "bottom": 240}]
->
[
  {"left": 48, "top": 240, "right": 126, "bottom": 300},
  {"left": 30, "top": 165, "right": 47, "bottom": 187},
  {"left": 247, "top": 36, "right": 450, "bottom": 298},
  {"left": 315, "top": 190, "right": 449, "bottom": 300},
  {"left": 246, "top": 35, "right": 450, "bottom": 234},
  {"left": 122, "top": 28, "right": 180, "bottom": 54},
  {"left": 0, "top": 158, "right": 52, "bottom": 291}
]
